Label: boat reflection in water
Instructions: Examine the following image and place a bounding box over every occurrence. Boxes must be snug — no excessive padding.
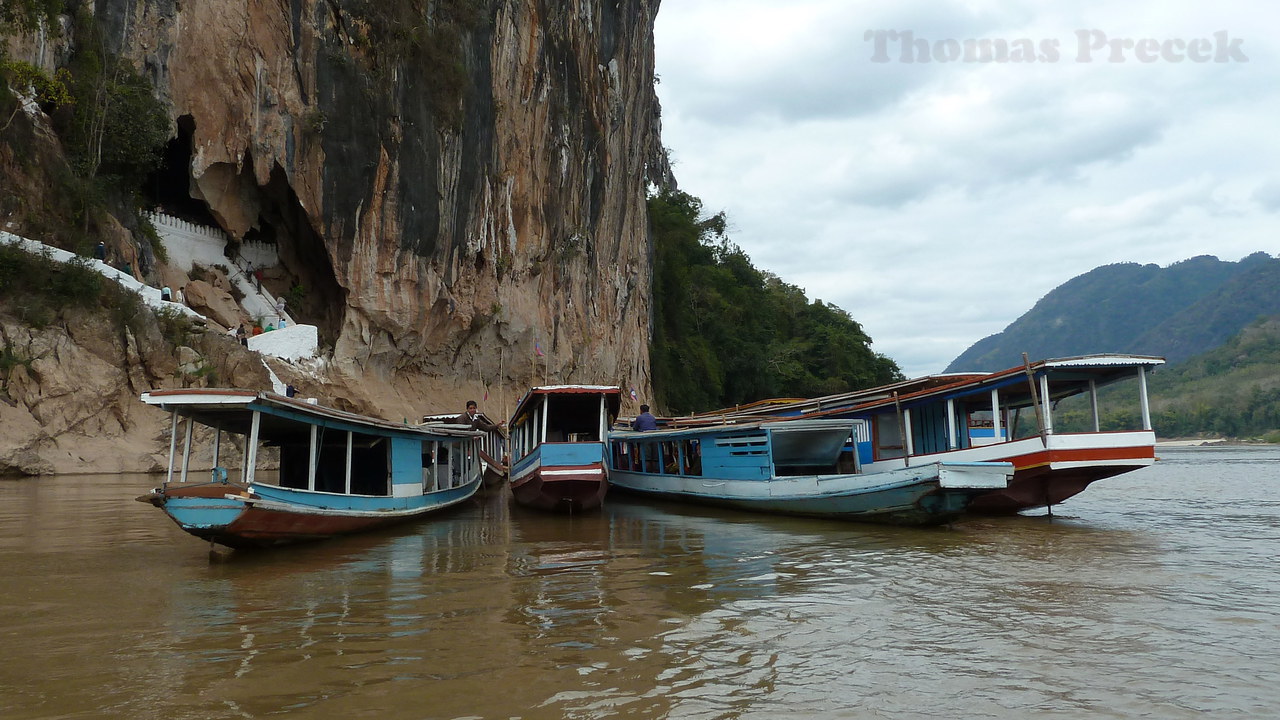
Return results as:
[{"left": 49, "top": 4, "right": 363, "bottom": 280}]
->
[{"left": 8, "top": 453, "right": 1280, "bottom": 719}]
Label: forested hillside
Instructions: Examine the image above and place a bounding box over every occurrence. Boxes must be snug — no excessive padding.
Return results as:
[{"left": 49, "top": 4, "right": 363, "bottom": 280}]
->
[
  {"left": 647, "top": 189, "right": 902, "bottom": 414},
  {"left": 946, "top": 253, "right": 1278, "bottom": 372}
]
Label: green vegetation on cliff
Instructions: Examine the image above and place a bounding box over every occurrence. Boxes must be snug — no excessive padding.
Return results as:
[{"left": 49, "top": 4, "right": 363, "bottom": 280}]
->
[
  {"left": 1, "top": 5, "right": 169, "bottom": 259},
  {"left": 648, "top": 189, "right": 901, "bottom": 414},
  {"left": 0, "top": 0, "right": 58, "bottom": 38}
]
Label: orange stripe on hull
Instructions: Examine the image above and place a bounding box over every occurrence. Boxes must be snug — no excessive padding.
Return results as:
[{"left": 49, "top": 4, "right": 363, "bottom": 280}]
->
[{"left": 969, "top": 446, "right": 1155, "bottom": 515}]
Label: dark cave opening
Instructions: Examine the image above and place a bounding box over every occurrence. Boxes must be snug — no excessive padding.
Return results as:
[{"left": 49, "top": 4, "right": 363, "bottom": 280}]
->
[
  {"left": 257, "top": 162, "right": 345, "bottom": 349},
  {"left": 143, "top": 115, "right": 219, "bottom": 226}
]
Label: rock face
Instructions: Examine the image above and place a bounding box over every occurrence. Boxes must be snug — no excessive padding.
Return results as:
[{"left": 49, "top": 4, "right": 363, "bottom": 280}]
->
[
  {"left": 0, "top": 311, "right": 270, "bottom": 476},
  {"left": 78, "top": 0, "right": 666, "bottom": 416},
  {"left": 182, "top": 279, "right": 241, "bottom": 329}
]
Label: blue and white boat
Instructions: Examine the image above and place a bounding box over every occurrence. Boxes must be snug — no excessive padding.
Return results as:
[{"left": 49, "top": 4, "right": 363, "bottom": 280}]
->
[
  {"left": 677, "top": 354, "right": 1165, "bottom": 514},
  {"left": 508, "top": 385, "right": 621, "bottom": 512},
  {"left": 607, "top": 417, "right": 1011, "bottom": 525},
  {"left": 138, "top": 389, "right": 485, "bottom": 549}
]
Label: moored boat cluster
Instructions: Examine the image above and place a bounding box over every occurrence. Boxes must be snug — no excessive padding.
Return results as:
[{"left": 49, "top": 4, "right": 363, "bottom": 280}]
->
[{"left": 139, "top": 354, "right": 1163, "bottom": 549}]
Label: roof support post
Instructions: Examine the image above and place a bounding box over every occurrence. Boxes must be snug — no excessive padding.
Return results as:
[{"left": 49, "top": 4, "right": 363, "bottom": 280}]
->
[
  {"left": 308, "top": 423, "right": 318, "bottom": 491},
  {"left": 541, "top": 395, "right": 549, "bottom": 443},
  {"left": 1040, "top": 373, "right": 1053, "bottom": 435},
  {"left": 166, "top": 411, "right": 178, "bottom": 485},
  {"left": 1138, "top": 366, "right": 1152, "bottom": 431},
  {"left": 246, "top": 410, "right": 261, "bottom": 485},
  {"left": 945, "top": 398, "right": 958, "bottom": 450},
  {"left": 599, "top": 394, "right": 606, "bottom": 441},
  {"left": 1089, "top": 379, "right": 1100, "bottom": 432},
  {"left": 990, "top": 388, "right": 1003, "bottom": 444},
  {"left": 893, "top": 392, "right": 909, "bottom": 467},
  {"left": 345, "top": 431, "right": 354, "bottom": 494},
  {"left": 180, "top": 416, "right": 194, "bottom": 483}
]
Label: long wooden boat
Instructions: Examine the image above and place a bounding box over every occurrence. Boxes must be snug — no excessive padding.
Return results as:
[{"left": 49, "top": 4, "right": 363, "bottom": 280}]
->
[
  {"left": 508, "top": 385, "right": 621, "bottom": 512},
  {"left": 679, "top": 354, "right": 1164, "bottom": 515},
  {"left": 139, "top": 389, "right": 486, "bottom": 549},
  {"left": 607, "top": 418, "right": 1012, "bottom": 525}
]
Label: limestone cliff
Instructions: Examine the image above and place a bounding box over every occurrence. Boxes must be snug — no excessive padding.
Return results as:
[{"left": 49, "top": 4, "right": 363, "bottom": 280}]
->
[
  {"left": 11, "top": 0, "right": 664, "bottom": 421},
  {"left": 0, "top": 0, "right": 672, "bottom": 474}
]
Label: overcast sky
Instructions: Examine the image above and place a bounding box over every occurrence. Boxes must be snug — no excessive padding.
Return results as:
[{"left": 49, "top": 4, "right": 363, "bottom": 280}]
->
[{"left": 653, "top": 0, "right": 1279, "bottom": 377}]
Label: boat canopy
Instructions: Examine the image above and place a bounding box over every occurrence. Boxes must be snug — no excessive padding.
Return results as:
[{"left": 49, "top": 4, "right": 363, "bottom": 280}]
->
[
  {"left": 141, "top": 389, "right": 476, "bottom": 443},
  {"left": 509, "top": 385, "right": 621, "bottom": 427}
]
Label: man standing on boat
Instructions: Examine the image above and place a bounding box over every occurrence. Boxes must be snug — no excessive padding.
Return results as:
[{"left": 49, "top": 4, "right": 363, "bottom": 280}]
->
[
  {"left": 455, "top": 400, "right": 505, "bottom": 433},
  {"left": 633, "top": 404, "right": 658, "bottom": 431}
]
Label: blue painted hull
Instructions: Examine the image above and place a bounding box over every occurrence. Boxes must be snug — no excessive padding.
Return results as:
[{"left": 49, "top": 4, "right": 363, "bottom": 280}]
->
[
  {"left": 608, "top": 462, "right": 1008, "bottom": 526},
  {"left": 145, "top": 478, "right": 483, "bottom": 549},
  {"left": 509, "top": 442, "right": 608, "bottom": 512}
]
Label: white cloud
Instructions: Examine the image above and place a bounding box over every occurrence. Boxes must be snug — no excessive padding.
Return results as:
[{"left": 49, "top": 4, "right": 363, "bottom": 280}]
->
[{"left": 655, "top": 0, "right": 1280, "bottom": 378}]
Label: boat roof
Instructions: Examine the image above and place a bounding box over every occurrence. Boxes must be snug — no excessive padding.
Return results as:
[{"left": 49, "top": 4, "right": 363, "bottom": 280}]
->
[
  {"left": 806, "top": 354, "right": 1166, "bottom": 417},
  {"left": 141, "top": 389, "right": 482, "bottom": 442},
  {"left": 421, "top": 411, "right": 500, "bottom": 425},
  {"left": 611, "top": 416, "right": 857, "bottom": 440},
  {"left": 510, "top": 385, "right": 622, "bottom": 421},
  {"left": 663, "top": 353, "right": 1166, "bottom": 424}
]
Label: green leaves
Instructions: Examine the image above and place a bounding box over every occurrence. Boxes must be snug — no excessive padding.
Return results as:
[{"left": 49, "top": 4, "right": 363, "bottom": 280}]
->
[
  {"left": 648, "top": 189, "right": 902, "bottom": 414},
  {"left": 0, "top": 0, "right": 59, "bottom": 37}
]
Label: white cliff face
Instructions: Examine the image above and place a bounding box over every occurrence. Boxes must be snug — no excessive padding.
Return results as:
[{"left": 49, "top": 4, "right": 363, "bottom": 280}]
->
[{"left": 96, "top": 0, "right": 663, "bottom": 415}]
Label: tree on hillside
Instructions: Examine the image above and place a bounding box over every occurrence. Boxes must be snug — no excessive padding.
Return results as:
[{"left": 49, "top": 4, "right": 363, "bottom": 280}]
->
[
  {"left": 0, "top": 0, "right": 58, "bottom": 38},
  {"left": 648, "top": 188, "right": 901, "bottom": 414}
]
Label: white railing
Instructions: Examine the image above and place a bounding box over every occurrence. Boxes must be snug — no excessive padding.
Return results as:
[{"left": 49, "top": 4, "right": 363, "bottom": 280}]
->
[{"left": 145, "top": 211, "right": 294, "bottom": 327}]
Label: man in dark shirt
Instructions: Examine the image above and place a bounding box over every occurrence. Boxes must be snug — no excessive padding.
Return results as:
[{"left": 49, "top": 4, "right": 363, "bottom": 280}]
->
[
  {"left": 455, "top": 400, "right": 504, "bottom": 433},
  {"left": 633, "top": 404, "right": 658, "bottom": 431}
]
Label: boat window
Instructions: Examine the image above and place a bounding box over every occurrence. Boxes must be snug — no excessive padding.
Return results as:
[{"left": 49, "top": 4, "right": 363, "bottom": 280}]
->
[
  {"left": 545, "top": 394, "right": 605, "bottom": 442},
  {"left": 642, "top": 443, "right": 660, "bottom": 473},
  {"left": 681, "top": 439, "right": 702, "bottom": 476},
  {"left": 661, "top": 441, "right": 679, "bottom": 474},
  {"left": 274, "top": 429, "right": 387, "bottom": 495},
  {"left": 422, "top": 440, "right": 437, "bottom": 491},
  {"left": 628, "top": 442, "right": 640, "bottom": 470},
  {"left": 874, "top": 414, "right": 904, "bottom": 460},
  {"left": 966, "top": 408, "right": 1007, "bottom": 445},
  {"left": 350, "top": 435, "right": 390, "bottom": 495},
  {"left": 612, "top": 441, "right": 628, "bottom": 469},
  {"left": 910, "top": 403, "right": 950, "bottom": 455}
]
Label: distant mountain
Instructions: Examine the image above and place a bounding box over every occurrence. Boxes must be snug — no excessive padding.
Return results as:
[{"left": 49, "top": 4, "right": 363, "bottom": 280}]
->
[{"left": 945, "top": 252, "right": 1280, "bottom": 372}]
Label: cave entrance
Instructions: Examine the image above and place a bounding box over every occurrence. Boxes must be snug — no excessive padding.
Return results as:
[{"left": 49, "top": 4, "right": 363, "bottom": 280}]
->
[
  {"left": 144, "top": 115, "right": 219, "bottom": 226},
  {"left": 141, "top": 115, "right": 344, "bottom": 349},
  {"left": 255, "top": 163, "right": 345, "bottom": 348}
]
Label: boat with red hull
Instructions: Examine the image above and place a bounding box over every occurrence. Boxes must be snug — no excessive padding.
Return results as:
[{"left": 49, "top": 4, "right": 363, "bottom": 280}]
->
[
  {"left": 676, "top": 355, "right": 1164, "bottom": 515},
  {"left": 139, "top": 389, "right": 485, "bottom": 549},
  {"left": 508, "top": 385, "right": 621, "bottom": 512}
]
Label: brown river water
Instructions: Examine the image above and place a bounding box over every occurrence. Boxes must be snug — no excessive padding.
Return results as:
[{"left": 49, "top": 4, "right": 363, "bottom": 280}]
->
[{"left": 2, "top": 446, "right": 1278, "bottom": 719}]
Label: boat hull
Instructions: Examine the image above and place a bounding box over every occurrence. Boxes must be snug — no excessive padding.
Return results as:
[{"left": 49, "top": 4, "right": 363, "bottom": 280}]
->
[
  {"left": 479, "top": 449, "right": 509, "bottom": 488},
  {"left": 967, "top": 451, "right": 1154, "bottom": 514},
  {"left": 510, "top": 463, "right": 607, "bottom": 513},
  {"left": 608, "top": 461, "right": 1010, "bottom": 526},
  {"left": 861, "top": 431, "right": 1156, "bottom": 515},
  {"left": 143, "top": 479, "right": 482, "bottom": 549}
]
